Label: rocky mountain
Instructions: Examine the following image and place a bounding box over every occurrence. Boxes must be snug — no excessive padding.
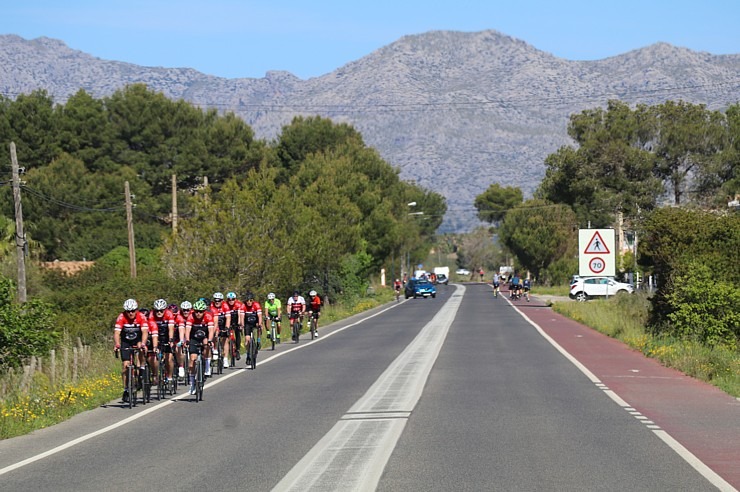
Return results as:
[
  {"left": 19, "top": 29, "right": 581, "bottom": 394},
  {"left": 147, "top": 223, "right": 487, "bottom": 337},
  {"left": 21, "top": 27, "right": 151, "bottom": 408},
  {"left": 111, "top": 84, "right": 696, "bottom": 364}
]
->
[{"left": 1, "top": 31, "right": 739, "bottom": 231}]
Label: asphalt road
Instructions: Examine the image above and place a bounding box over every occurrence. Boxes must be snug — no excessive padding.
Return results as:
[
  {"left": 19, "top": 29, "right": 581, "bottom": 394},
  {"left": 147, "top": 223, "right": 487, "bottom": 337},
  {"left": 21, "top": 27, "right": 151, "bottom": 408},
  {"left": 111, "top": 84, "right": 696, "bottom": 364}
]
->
[{"left": 0, "top": 284, "right": 730, "bottom": 491}]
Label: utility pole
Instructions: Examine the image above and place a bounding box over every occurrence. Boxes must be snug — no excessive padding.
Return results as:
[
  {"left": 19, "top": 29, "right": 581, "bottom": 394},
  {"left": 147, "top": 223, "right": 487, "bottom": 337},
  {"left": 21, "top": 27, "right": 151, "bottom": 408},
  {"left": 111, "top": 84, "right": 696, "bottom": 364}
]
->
[
  {"left": 124, "top": 181, "right": 137, "bottom": 278},
  {"left": 10, "top": 142, "right": 27, "bottom": 302},
  {"left": 171, "top": 174, "right": 178, "bottom": 234}
]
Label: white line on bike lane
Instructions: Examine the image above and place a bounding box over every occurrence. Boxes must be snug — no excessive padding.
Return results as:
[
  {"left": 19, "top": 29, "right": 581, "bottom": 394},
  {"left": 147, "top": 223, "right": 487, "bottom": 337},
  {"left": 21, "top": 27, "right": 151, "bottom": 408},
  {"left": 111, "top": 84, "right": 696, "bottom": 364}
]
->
[
  {"left": 272, "top": 285, "right": 465, "bottom": 492},
  {"left": 0, "top": 300, "right": 406, "bottom": 477}
]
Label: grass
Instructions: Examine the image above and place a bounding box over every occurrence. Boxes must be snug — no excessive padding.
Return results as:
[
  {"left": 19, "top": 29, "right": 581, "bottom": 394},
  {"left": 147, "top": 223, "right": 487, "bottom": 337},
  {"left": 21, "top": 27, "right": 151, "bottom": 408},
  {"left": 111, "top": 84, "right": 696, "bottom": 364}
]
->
[{"left": 552, "top": 293, "right": 740, "bottom": 397}]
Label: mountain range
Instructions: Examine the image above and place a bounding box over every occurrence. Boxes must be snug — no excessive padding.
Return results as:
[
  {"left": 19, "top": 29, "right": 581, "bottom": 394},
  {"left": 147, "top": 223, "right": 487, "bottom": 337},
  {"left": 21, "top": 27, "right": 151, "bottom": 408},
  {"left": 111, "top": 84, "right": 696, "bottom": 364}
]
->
[{"left": 1, "top": 31, "right": 739, "bottom": 232}]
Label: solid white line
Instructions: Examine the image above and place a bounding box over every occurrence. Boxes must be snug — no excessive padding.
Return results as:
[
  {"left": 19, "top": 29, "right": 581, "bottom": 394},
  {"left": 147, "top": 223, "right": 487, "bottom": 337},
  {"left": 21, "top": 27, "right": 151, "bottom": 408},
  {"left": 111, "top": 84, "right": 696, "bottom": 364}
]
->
[
  {"left": 0, "top": 300, "right": 404, "bottom": 477},
  {"left": 510, "top": 301, "right": 737, "bottom": 492}
]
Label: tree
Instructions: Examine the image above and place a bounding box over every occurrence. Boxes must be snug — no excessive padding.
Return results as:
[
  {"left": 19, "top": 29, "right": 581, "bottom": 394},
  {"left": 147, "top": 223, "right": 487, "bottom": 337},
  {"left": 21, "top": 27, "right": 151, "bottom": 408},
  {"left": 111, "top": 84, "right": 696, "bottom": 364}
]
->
[
  {"left": 498, "top": 200, "right": 578, "bottom": 282},
  {"left": 474, "top": 184, "right": 523, "bottom": 224}
]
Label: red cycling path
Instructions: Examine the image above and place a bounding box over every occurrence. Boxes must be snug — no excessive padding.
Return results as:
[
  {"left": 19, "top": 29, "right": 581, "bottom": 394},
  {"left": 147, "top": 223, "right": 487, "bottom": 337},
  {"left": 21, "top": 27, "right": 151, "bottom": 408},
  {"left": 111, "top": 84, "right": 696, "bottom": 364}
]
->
[{"left": 516, "top": 294, "right": 740, "bottom": 490}]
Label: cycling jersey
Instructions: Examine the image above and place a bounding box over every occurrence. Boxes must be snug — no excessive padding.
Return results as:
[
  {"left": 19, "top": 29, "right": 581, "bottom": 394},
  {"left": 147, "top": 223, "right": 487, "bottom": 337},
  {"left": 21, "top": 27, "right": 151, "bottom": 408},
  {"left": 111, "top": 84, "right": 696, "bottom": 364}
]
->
[
  {"left": 186, "top": 312, "right": 215, "bottom": 342},
  {"left": 244, "top": 301, "right": 262, "bottom": 326},
  {"left": 287, "top": 296, "right": 305, "bottom": 312},
  {"left": 223, "top": 299, "right": 244, "bottom": 326},
  {"left": 115, "top": 311, "right": 149, "bottom": 343},
  {"left": 148, "top": 310, "right": 175, "bottom": 342},
  {"left": 308, "top": 295, "right": 322, "bottom": 312},
  {"left": 264, "top": 299, "right": 282, "bottom": 317}
]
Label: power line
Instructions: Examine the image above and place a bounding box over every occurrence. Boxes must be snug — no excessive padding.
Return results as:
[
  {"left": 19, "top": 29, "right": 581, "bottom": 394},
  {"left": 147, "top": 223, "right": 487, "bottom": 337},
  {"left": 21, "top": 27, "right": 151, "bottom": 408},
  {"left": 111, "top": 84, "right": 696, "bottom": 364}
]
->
[{"left": 20, "top": 185, "right": 126, "bottom": 212}]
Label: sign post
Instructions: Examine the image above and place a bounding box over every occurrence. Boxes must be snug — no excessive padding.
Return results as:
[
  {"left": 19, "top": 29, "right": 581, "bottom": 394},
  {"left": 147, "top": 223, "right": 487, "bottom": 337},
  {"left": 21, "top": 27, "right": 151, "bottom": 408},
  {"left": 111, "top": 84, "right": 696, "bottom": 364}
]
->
[{"left": 579, "top": 229, "right": 615, "bottom": 277}]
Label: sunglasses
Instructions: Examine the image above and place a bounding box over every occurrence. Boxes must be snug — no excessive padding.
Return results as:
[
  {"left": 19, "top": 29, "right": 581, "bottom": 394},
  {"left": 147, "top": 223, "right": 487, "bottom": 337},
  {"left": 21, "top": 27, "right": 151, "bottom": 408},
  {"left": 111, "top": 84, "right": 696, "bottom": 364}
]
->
[
  {"left": 125, "top": 310, "right": 136, "bottom": 314},
  {"left": 155, "top": 310, "right": 164, "bottom": 315},
  {"left": 194, "top": 310, "right": 205, "bottom": 314}
]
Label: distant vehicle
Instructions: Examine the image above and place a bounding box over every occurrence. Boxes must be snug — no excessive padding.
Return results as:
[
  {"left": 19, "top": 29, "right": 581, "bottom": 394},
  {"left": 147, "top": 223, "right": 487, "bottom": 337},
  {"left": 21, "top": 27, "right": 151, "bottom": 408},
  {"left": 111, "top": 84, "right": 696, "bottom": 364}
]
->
[
  {"left": 405, "top": 279, "right": 437, "bottom": 299},
  {"left": 569, "top": 277, "right": 634, "bottom": 302},
  {"left": 433, "top": 266, "right": 450, "bottom": 279},
  {"left": 455, "top": 268, "right": 470, "bottom": 276},
  {"left": 435, "top": 273, "right": 448, "bottom": 285}
]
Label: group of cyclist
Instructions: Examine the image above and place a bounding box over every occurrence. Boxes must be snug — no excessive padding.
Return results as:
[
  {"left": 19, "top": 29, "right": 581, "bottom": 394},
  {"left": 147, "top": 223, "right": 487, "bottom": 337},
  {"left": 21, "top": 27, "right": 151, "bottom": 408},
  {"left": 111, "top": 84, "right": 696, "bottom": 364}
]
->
[
  {"left": 490, "top": 272, "right": 531, "bottom": 300},
  {"left": 113, "top": 289, "right": 323, "bottom": 402}
]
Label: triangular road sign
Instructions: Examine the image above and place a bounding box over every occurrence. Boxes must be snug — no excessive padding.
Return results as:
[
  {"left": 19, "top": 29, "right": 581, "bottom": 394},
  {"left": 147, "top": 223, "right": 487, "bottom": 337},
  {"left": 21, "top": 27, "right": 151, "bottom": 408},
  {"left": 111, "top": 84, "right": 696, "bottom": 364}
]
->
[{"left": 583, "top": 231, "right": 610, "bottom": 254}]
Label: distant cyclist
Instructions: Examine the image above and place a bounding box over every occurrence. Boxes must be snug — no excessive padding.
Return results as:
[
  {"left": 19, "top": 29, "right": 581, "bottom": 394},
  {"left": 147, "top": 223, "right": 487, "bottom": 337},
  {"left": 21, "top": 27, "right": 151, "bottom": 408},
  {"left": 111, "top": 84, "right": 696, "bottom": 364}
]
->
[
  {"left": 113, "top": 299, "right": 149, "bottom": 403},
  {"left": 223, "top": 292, "right": 244, "bottom": 361},
  {"left": 307, "top": 290, "right": 323, "bottom": 336},
  {"left": 185, "top": 299, "right": 215, "bottom": 392},
  {"left": 210, "top": 292, "right": 228, "bottom": 367},
  {"left": 287, "top": 291, "right": 306, "bottom": 341},
  {"left": 148, "top": 299, "right": 174, "bottom": 384},
  {"left": 243, "top": 292, "right": 263, "bottom": 359},
  {"left": 263, "top": 293, "right": 282, "bottom": 343},
  {"left": 393, "top": 278, "right": 402, "bottom": 300},
  {"left": 174, "top": 301, "right": 191, "bottom": 379},
  {"left": 523, "top": 277, "right": 531, "bottom": 301},
  {"left": 492, "top": 273, "right": 501, "bottom": 297}
]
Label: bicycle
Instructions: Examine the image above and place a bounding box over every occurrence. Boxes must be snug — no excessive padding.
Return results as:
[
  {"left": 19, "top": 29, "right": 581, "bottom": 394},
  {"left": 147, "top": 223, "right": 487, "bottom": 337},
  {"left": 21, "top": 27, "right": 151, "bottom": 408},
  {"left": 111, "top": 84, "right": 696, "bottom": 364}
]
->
[
  {"left": 307, "top": 315, "right": 315, "bottom": 340},
  {"left": 291, "top": 314, "right": 302, "bottom": 343},
  {"left": 394, "top": 287, "right": 401, "bottom": 302},
  {"left": 116, "top": 346, "right": 144, "bottom": 409},
  {"left": 157, "top": 348, "right": 166, "bottom": 401},
  {"left": 245, "top": 324, "right": 258, "bottom": 370},
  {"left": 267, "top": 315, "right": 279, "bottom": 350},
  {"left": 191, "top": 341, "right": 207, "bottom": 402}
]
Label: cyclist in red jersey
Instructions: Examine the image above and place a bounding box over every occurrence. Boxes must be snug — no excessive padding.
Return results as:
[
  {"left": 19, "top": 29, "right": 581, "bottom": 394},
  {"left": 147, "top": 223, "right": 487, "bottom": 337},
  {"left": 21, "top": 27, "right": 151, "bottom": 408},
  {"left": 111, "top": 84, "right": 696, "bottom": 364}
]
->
[
  {"left": 307, "top": 290, "right": 323, "bottom": 337},
  {"left": 243, "top": 292, "right": 263, "bottom": 359},
  {"left": 222, "top": 291, "right": 244, "bottom": 362},
  {"left": 287, "top": 291, "right": 306, "bottom": 341},
  {"left": 174, "top": 301, "right": 191, "bottom": 379},
  {"left": 113, "top": 299, "right": 149, "bottom": 403},
  {"left": 184, "top": 300, "right": 215, "bottom": 394},
  {"left": 208, "top": 292, "right": 226, "bottom": 373},
  {"left": 148, "top": 299, "right": 175, "bottom": 384}
]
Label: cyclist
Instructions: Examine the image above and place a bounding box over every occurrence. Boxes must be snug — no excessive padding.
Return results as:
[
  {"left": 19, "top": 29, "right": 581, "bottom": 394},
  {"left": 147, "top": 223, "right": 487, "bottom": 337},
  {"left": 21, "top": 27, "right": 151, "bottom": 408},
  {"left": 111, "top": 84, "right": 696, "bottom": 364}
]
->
[
  {"left": 148, "top": 299, "right": 175, "bottom": 384},
  {"left": 210, "top": 292, "right": 228, "bottom": 367},
  {"left": 393, "top": 278, "right": 402, "bottom": 299},
  {"left": 287, "top": 291, "right": 306, "bottom": 341},
  {"left": 243, "top": 292, "right": 263, "bottom": 361},
  {"left": 492, "top": 273, "right": 501, "bottom": 297},
  {"left": 263, "top": 293, "right": 282, "bottom": 343},
  {"left": 307, "top": 290, "right": 322, "bottom": 336},
  {"left": 223, "top": 292, "right": 244, "bottom": 361},
  {"left": 174, "top": 301, "right": 191, "bottom": 379},
  {"left": 185, "top": 299, "right": 215, "bottom": 394},
  {"left": 113, "top": 299, "right": 149, "bottom": 403},
  {"left": 510, "top": 273, "right": 521, "bottom": 299},
  {"left": 523, "top": 277, "right": 531, "bottom": 301}
]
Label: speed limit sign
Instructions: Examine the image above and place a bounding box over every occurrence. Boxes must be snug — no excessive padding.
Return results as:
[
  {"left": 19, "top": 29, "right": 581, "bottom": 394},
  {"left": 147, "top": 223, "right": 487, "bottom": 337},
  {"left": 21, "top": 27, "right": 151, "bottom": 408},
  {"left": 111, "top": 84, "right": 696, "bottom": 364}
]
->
[{"left": 588, "top": 257, "right": 606, "bottom": 274}]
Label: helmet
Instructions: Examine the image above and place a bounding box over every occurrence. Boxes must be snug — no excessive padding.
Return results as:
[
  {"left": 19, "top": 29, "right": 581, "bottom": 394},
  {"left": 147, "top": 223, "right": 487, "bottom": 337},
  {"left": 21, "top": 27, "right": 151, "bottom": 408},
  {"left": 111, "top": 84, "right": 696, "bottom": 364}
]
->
[
  {"left": 139, "top": 308, "right": 150, "bottom": 317},
  {"left": 180, "top": 301, "right": 192, "bottom": 310},
  {"left": 213, "top": 292, "right": 224, "bottom": 301},
  {"left": 168, "top": 303, "right": 179, "bottom": 314},
  {"left": 267, "top": 293, "right": 275, "bottom": 300},
  {"left": 193, "top": 300, "right": 208, "bottom": 311},
  {"left": 293, "top": 290, "right": 300, "bottom": 296},
  {"left": 309, "top": 290, "right": 317, "bottom": 296},
  {"left": 226, "top": 291, "right": 237, "bottom": 300},
  {"left": 153, "top": 299, "right": 167, "bottom": 311},
  {"left": 245, "top": 292, "right": 255, "bottom": 301},
  {"left": 197, "top": 297, "right": 208, "bottom": 304},
  {"left": 123, "top": 298, "right": 138, "bottom": 311}
]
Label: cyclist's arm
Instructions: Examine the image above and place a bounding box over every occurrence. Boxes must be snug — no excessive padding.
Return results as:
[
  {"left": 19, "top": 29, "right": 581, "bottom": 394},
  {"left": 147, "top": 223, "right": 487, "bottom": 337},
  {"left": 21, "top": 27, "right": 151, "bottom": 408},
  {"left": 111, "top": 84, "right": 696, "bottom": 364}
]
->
[
  {"left": 113, "top": 327, "right": 121, "bottom": 348},
  {"left": 168, "top": 321, "right": 175, "bottom": 342}
]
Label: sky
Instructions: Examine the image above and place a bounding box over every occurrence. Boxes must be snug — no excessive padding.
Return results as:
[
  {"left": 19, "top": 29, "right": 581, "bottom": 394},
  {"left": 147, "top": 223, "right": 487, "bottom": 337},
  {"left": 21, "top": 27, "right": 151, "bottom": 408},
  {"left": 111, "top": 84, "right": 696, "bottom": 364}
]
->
[{"left": 2, "top": 0, "right": 738, "bottom": 80}]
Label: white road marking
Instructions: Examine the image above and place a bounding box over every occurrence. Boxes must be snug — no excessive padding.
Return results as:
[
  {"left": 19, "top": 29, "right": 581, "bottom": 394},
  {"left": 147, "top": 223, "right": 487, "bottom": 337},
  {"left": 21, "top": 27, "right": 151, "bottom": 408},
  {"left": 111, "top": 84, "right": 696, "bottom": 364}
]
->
[
  {"left": 272, "top": 285, "right": 465, "bottom": 492},
  {"left": 510, "top": 300, "right": 737, "bottom": 492}
]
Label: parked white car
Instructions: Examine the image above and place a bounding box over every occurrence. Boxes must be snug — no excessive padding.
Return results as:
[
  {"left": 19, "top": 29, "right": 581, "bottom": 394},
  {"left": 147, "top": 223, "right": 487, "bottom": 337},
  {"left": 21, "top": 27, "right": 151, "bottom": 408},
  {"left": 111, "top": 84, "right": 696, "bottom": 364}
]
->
[
  {"left": 455, "top": 268, "right": 471, "bottom": 276},
  {"left": 569, "top": 277, "right": 634, "bottom": 302}
]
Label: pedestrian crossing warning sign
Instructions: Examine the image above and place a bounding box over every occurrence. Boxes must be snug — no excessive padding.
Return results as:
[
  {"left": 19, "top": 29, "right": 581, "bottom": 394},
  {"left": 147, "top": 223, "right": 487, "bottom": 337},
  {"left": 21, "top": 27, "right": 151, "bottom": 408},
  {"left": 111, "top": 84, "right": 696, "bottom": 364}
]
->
[{"left": 583, "top": 231, "right": 610, "bottom": 254}]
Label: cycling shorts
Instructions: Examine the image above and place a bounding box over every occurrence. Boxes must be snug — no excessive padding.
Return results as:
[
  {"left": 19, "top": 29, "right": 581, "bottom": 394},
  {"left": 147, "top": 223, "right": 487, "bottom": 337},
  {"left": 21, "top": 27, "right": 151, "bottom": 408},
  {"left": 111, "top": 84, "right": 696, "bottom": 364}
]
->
[{"left": 120, "top": 340, "right": 142, "bottom": 363}]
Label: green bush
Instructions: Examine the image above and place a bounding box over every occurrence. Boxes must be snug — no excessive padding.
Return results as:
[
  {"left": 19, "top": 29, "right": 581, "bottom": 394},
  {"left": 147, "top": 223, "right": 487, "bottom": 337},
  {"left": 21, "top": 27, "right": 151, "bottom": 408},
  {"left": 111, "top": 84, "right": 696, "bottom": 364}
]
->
[
  {"left": 0, "top": 276, "right": 59, "bottom": 368},
  {"left": 666, "top": 262, "right": 740, "bottom": 348}
]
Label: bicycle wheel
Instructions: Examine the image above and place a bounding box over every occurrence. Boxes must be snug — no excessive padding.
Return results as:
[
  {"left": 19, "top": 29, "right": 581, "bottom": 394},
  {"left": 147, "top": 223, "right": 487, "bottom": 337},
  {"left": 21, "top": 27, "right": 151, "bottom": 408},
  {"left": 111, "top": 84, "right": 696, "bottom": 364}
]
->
[
  {"left": 271, "top": 324, "right": 276, "bottom": 350},
  {"left": 127, "top": 364, "right": 135, "bottom": 409},
  {"left": 293, "top": 320, "right": 300, "bottom": 343},
  {"left": 195, "top": 356, "right": 203, "bottom": 402},
  {"left": 142, "top": 364, "right": 151, "bottom": 404},
  {"left": 229, "top": 333, "right": 236, "bottom": 368},
  {"left": 309, "top": 318, "right": 315, "bottom": 340},
  {"left": 249, "top": 337, "right": 257, "bottom": 370},
  {"left": 158, "top": 357, "right": 165, "bottom": 400}
]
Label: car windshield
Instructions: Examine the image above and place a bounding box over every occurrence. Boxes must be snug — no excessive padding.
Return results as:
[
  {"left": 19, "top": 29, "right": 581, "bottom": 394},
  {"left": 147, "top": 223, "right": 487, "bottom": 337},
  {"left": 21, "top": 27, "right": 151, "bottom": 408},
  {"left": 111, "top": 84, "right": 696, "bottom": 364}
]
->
[{"left": 417, "top": 281, "right": 433, "bottom": 287}]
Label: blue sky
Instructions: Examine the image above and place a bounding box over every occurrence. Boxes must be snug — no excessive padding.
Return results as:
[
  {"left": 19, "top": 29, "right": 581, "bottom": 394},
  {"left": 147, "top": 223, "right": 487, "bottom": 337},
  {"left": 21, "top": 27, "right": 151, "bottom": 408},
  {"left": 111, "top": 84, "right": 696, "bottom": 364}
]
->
[{"left": 2, "top": 0, "right": 738, "bottom": 80}]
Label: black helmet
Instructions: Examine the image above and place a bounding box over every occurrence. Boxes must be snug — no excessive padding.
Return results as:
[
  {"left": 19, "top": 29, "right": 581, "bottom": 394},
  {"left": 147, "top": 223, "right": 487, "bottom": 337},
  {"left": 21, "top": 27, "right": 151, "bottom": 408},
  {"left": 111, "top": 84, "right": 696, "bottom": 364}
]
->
[{"left": 245, "top": 292, "right": 255, "bottom": 301}]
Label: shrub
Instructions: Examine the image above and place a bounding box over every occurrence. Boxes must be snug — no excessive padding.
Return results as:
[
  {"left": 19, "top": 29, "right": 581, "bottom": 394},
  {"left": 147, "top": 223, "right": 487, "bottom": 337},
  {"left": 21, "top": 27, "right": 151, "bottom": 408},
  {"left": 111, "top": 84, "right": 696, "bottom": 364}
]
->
[{"left": 666, "top": 261, "right": 740, "bottom": 348}]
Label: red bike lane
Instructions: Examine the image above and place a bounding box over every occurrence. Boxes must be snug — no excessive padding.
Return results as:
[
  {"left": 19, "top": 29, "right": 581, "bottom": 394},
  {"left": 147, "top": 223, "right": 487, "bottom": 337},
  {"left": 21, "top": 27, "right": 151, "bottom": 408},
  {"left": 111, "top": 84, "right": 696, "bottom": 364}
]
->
[{"left": 516, "top": 297, "right": 740, "bottom": 490}]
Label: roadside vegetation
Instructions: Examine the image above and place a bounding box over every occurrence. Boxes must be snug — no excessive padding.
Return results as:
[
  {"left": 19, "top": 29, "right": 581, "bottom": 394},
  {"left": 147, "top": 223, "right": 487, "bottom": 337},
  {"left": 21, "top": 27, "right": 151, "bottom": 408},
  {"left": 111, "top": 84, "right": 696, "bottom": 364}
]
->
[{"left": 552, "top": 294, "right": 739, "bottom": 397}]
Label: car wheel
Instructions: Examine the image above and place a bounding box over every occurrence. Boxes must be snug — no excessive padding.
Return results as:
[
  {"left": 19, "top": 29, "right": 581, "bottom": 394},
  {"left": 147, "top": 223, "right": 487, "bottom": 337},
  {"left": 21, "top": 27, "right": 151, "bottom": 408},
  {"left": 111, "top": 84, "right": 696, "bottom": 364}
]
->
[
  {"left": 575, "top": 291, "right": 588, "bottom": 302},
  {"left": 432, "top": 294, "right": 436, "bottom": 298}
]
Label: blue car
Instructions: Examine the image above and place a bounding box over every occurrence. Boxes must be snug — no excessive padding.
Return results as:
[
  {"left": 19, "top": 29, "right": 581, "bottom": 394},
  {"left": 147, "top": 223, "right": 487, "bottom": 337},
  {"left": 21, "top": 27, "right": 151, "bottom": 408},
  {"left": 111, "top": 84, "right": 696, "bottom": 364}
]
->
[{"left": 405, "top": 279, "right": 437, "bottom": 299}]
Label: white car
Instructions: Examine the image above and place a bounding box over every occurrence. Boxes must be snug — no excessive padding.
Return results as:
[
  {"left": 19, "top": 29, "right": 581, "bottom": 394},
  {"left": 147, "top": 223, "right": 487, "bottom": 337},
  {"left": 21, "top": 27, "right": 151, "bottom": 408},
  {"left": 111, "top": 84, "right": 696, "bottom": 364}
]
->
[
  {"left": 455, "top": 268, "right": 471, "bottom": 276},
  {"left": 569, "top": 277, "right": 634, "bottom": 302}
]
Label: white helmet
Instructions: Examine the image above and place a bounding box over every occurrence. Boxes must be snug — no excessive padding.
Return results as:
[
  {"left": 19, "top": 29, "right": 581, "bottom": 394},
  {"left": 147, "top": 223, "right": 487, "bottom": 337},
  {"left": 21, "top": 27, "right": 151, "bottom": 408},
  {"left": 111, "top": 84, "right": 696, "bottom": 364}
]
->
[
  {"left": 267, "top": 293, "right": 275, "bottom": 300},
  {"left": 309, "top": 290, "right": 317, "bottom": 296},
  {"left": 213, "top": 292, "right": 224, "bottom": 301},
  {"left": 180, "top": 301, "right": 192, "bottom": 310},
  {"left": 123, "top": 298, "right": 138, "bottom": 311},
  {"left": 153, "top": 299, "right": 167, "bottom": 310}
]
